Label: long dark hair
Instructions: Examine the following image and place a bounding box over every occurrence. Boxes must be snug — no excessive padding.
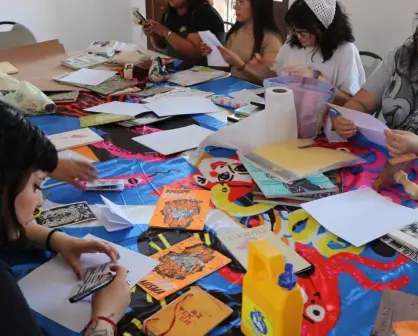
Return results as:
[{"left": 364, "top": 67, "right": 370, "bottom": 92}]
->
[
  {"left": 285, "top": 0, "right": 354, "bottom": 62},
  {"left": 226, "top": 0, "right": 282, "bottom": 56},
  {"left": 0, "top": 101, "right": 58, "bottom": 245}
]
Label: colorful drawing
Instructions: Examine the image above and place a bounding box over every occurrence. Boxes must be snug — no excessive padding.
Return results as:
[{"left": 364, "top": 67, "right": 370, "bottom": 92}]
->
[
  {"left": 138, "top": 236, "right": 231, "bottom": 300},
  {"left": 150, "top": 188, "right": 211, "bottom": 230}
]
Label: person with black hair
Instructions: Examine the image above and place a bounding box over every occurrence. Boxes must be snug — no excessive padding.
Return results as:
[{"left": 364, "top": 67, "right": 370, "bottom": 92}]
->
[
  {"left": 0, "top": 101, "right": 131, "bottom": 336},
  {"left": 247, "top": 0, "right": 365, "bottom": 105},
  {"left": 332, "top": 13, "right": 418, "bottom": 157},
  {"left": 142, "top": 0, "right": 224, "bottom": 63},
  {"left": 201, "top": 0, "right": 282, "bottom": 84}
]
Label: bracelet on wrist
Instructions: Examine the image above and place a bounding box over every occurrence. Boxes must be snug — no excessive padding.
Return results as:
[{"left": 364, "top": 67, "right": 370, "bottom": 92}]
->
[
  {"left": 45, "top": 228, "right": 62, "bottom": 252},
  {"left": 86, "top": 316, "right": 117, "bottom": 336},
  {"left": 166, "top": 31, "right": 174, "bottom": 41}
]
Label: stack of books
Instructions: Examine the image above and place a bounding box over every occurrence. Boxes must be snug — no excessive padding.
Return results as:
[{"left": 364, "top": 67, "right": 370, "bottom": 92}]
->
[{"left": 241, "top": 156, "right": 343, "bottom": 208}]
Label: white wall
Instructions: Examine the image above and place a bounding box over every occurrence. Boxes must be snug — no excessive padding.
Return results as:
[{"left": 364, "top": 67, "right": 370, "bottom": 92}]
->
[
  {"left": 0, "top": 0, "right": 57, "bottom": 41},
  {"left": 288, "top": 0, "right": 417, "bottom": 58}
]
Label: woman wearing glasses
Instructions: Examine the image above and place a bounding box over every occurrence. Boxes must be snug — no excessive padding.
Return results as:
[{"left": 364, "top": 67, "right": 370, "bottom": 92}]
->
[{"left": 201, "top": 0, "right": 282, "bottom": 84}]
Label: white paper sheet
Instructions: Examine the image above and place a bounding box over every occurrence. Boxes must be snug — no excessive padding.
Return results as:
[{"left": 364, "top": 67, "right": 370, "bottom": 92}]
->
[
  {"left": 47, "top": 128, "right": 104, "bottom": 151},
  {"left": 59, "top": 69, "right": 117, "bottom": 86},
  {"left": 143, "top": 87, "right": 214, "bottom": 103},
  {"left": 132, "top": 125, "right": 214, "bottom": 155},
  {"left": 230, "top": 89, "right": 265, "bottom": 104},
  {"left": 101, "top": 196, "right": 132, "bottom": 224},
  {"left": 301, "top": 187, "right": 418, "bottom": 247},
  {"left": 198, "top": 30, "right": 228, "bottom": 67},
  {"left": 84, "top": 101, "right": 151, "bottom": 117},
  {"left": 144, "top": 96, "right": 219, "bottom": 117},
  {"left": 329, "top": 104, "right": 389, "bottom": 146},
  {"left": 18, "top": 234, "right": 159, "bottom": 333}
]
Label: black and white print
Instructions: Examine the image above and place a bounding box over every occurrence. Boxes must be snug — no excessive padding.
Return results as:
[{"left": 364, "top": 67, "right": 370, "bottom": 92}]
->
[{"left": 35, "top": 202, "right": 97, "bottom": 228}]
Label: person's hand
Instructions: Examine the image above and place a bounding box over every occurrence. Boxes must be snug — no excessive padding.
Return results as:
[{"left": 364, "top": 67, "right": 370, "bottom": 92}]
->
[
  {"left": 331, "top": 116, "right": 357, "bottom": 138},
  {"left": 282, "top": 65, "right": 314, "bottom": 78},
  {"left": 49, "top": 158, "right": 98, "bottom": 189},
  {"left": 218, "top": 46, "right": 244, "bottom": 68},
  {"left": 385, "top": 129, "right": 418, "bottom": 156},
  {"left": 52, "top": 234, "right": 120, "bottom": 279},
  {"left": 143, "top": 20, "right": 169, "bottom": 37},
  {"left": 201, "top": 43, "right": 212, "bottom": 56},
  {"left": 90, "top": 265, "right": 131, "bottom": 324}
]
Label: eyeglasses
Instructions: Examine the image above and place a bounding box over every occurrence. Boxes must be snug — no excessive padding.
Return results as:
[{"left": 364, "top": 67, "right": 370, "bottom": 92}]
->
[
  {"left": 291, "top": 28, "right": 312, "bottom": 39},
  {"left": 232, "top": 0, "right": 249, "bottom": 7}
]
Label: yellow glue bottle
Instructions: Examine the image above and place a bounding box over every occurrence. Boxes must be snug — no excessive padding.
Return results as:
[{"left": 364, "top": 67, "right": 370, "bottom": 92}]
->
[{"left": 241, "top": 239, "right": 304, "bottom": 336}]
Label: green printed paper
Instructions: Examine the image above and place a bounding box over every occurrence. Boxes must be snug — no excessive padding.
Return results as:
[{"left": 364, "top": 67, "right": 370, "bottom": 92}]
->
[{"left": 80, "top": 113, "right": 133, "bottom": 128}]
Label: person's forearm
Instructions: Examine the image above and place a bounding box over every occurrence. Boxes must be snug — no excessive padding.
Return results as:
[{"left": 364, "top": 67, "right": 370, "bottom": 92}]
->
[
  {"left": 318, "top": 74, "right": 351, "bottom": 107},
  {"left": 344, "top": 97, "right": 370, "bottom": 113},
  {"left": 150, "top": 35, "right": 165, "bottom": 51},
  {"left": 84, "top": 319, "right": 114, "bottom": 336},
  {"left": 167, "top": 34, "right": 202, "bottom": 59},
  {"left": 25, "top": 221, "right": 69, "bottom": 251}
]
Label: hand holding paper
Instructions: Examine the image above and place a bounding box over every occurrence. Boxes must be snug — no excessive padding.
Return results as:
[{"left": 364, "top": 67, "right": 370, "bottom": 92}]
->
[
  {"left": 384, "top": 129, "right": 418, "bottom": 156},
  {"left": 198, "top": 31, "right": 228, "bottom": 67}
]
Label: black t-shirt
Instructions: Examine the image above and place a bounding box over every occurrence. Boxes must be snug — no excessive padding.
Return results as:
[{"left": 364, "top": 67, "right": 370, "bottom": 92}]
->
[{"left": 161, "top": 3, "right": 225, "bottom": 60}]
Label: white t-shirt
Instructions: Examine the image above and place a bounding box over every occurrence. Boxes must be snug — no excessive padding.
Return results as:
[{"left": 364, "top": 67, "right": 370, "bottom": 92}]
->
[{"left": 275, "top": 42, "right": 366, "bottom": 95}]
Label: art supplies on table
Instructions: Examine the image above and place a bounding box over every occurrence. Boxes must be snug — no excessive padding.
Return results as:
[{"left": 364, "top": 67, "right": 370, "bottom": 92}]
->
[
  {"left": 381, "top": 222, "right": 418, "bottom": 263},
  {"left": 35, "top": 201, "right": 97, "bottom": 228},
  {"left": 243, "top": 138, "right": 364, "bottom": 183},
  {"left": 132, "top": 125, "right": 214, "bottom": 155},
  {"left": 229, "top": 89, "right": 265, "bottom": 105},
  {"left": 47, "top": 128, "right": 104, "bottom": 151},
  {"left": 0, "top": 61, "right": 19, "bottom": 74},
  {"left": 219, "top": 226, "right": 312, "bottom": 274},
  {"left": 117, "top": 112, "right": 171, "bottom": 127},
  {"left": 168, "top": 66, "right": 229, "bottom": 86},
  {"left": 85, "top": 179, "right": 125, "bottom": 192},
  {"left": 129, "top": 85, "right": 175, "bottom": 97},
  {"left": 198, "top": 31, "right": 228, "bottom": 67},
  {"left": 149, "top": 187, "right": 211, "bottom": 231},
  {"left": 234, "top": 104, "right": 262, "bottom": 117},
  {"left": 69, "top": 262, "right": 115, "bottom": 303},
  {"left": 253, "top": 194, "right": 306, "bottom": 207},
  {"left": 84, "top": 101, "right": 151, "bottom": 117},
  {"left": 61, "top": 52, "right": 109, "bottom": 70},
  {"left": 47, "top": 91, "right": 79, "bottom": 103},
  {"left": 326, "top": 104, "right": 389, "bottom": 146},
  {"left": 87, "top": 40, "right": 126, "bottom": 58},
  {"left": 110, "top": 86, "right": 142, "bottom": 96},
  {"left": 55, "top": 69, "right": 118, "bottom": 87},
  {"left": 18, "top": 234, "right": 159, "bottom": 333},
  {"left": 241, "top": 156, "right": 336, "bottom": 198},
  {"left": 211, "top": 94, "right": 248, "bottom": 109},
  {"left": 302, "top": 187, "right": 418, "bottom": 247},
  {"left": 144, "top": 96, "right": 219, "bottom": 117},
  {"left": 241, "top": 240, "right": 304, "bottom": 336},
  {"left": 99, "top": 196, "right": 135, "bottom": 232},
  {"left": 143, "top": 86, "right": 214, "bottom": 103},
  {"left": 143, "top": 286, "right": 233, "bottom": 336},
  {"left": 138, "top": 236, "right": 231, "bottom": 300},
  {"left": 79, "top": 113, "right": 134, "bottom": 128},
  {"left": 372, "top": 289, "right": 418, "bottom": 336}
]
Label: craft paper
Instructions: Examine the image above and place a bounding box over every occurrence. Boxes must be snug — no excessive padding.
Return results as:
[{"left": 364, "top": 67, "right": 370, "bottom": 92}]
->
[
  {"left": 47, "top": 128, "right": 104, "bottom": 151},
  {"left": 150, "top": 187, "right": 211, "bottom": 230},
  {"left": 198, "top": 31, "right": 228, "bottom": 67},
  {"left": 302, "top": 187, "right": 418, "bottom": 247},
  {"left": 59, "top": 69, "right": 117, "bottom": 86},
  {"left": 18, "top": 234, "right": 159, "bottom": 333},
  {"left": 84, "top": 101, "right": 151, "bottom": 117},
  {"left": 132, "top": 125, "right": 214, "bottom": 155},
  {"left": 144, "top": 96, "right": 220, "bottom": 117},
  {"left": 168, "top": 67, "right": 229, "bottom": 86}
]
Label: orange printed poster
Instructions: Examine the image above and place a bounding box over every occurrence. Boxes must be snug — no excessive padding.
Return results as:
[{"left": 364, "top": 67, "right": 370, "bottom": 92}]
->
[
  {"left": 138, "top": 236, "right": 231, "bottom": 300},
  {"left": 149, "top": 188, "right": 211, "bottom": 231}
]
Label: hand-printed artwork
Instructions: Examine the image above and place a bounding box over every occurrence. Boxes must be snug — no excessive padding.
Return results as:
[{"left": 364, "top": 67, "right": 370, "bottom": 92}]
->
[
  {"left": 35, "top": 202, "right": 97, "bottom": 228},
  {"left": 47, "top": 128, "right": 103, "bottom": 151},
  {"left": 138, "top": 236, "right": 231, "bottom": 300},
  {"left": 149, "top": 188, "right": 211, "bottom": 231},
  {"left": 400, "top": 222, "right": 418, "bottom": 239}
]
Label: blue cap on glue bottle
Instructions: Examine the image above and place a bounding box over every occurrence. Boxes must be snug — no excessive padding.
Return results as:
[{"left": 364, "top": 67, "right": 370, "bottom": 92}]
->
[{"left": 278, "top": 263, "right": 297, "bottom": 290}]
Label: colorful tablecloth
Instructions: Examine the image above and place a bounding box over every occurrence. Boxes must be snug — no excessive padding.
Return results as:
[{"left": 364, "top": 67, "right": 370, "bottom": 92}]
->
[{"left": 4, "top": 77, "right": 418, "bottom": 336}]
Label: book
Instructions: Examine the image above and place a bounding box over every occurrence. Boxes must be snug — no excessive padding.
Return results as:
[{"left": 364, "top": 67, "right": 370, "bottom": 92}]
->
[
  {"left": 79, "top": 113, "right": 134, "bottom": 128},
  {"left": 372, "top": 289, "right": 418, "bottom": 336},
  {"left": 143, "top": 286, "right": 233, "bottom": 336},
  {"left": 253, "top": 194, "right": 306, "bottom": 207},
  {"left": 381, "top": 222, "right": 418, "bottom": 263},
  {"left": 61, "top": 52, "right": 109, "bottom": 70},
  {"left": 241, "top": 156, "right": 336, "bottom": 198},
  {"left": 47, "top": 128, "right": 104, "bottom": 151},
  {"left": 138, "top": 236, "right": 231, "bottom": 300},
  {"left": 87, "top": 40, "right": 126, "bottom": 58},
  {"left": 168, "top": 66, "right": 229, "bottom": 87},
  {"left": 218, "top": 225, "right": 311, "bottom": 274},
  {"left": 149, "top": 188, "right": 211, "bottom": 231}
]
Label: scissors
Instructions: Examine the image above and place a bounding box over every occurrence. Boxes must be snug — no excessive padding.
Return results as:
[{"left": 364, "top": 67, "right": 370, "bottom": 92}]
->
[{"left": 33, "top": 191, "right": 51, "bottom": 219}]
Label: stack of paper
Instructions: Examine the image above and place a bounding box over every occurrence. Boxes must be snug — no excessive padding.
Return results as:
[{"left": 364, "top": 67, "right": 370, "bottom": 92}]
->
[
  {"left": 18, "top": 234, "right": 159, "bottom": 333},
  {"left": 56, "top": 69, "right": 117, "bottom": 86},
  {"left": 168, "top": 66, "right": 229, "bottom": 86},
  {"left": 84, "top": 101, "right": 151, "bottom": 117}
]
